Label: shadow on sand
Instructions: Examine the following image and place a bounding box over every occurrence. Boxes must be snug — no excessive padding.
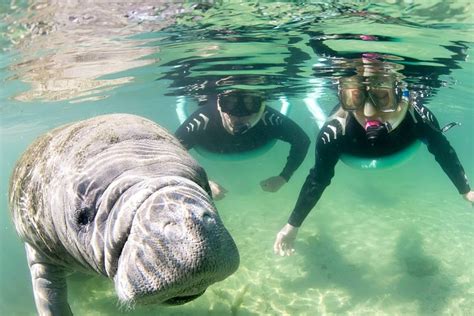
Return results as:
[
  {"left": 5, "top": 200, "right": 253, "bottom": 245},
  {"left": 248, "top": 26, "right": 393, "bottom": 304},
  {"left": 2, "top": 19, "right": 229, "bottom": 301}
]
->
[{"left": 282, "top": 224, "right": 456, "bottom": 315}]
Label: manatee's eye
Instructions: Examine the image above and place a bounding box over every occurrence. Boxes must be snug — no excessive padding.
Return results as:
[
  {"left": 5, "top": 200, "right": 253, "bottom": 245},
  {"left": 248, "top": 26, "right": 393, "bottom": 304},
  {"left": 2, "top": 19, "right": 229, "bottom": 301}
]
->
[{"left": 76, "top": 207, "right": 95, "bottom": 226}]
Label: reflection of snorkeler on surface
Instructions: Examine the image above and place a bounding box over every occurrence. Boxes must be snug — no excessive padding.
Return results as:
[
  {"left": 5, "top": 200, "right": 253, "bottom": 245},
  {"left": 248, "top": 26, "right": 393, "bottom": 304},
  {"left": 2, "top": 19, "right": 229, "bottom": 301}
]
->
[
  {"left": 274, "top": 69, "right": 474, "bottom": 256},
  {"left": 175, "top": 89, "right": 310, "bottom": 200}
]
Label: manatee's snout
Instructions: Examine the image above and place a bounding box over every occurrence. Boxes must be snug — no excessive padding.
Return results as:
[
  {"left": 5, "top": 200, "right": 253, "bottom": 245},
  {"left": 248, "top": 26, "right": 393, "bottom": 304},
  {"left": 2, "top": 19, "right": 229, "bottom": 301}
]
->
[{"left": 114, "top": 179, "right": 239, "bottom": 307}]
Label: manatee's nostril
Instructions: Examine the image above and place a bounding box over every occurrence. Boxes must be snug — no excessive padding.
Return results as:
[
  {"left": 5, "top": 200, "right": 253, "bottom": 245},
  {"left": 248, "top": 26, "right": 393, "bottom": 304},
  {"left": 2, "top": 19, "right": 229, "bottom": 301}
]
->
[
  {"left": 188, "top": 210, "right": 215, "bottom": 229},
  {"left": 202, "top": 213, "right": 212, "bottom": 225}
]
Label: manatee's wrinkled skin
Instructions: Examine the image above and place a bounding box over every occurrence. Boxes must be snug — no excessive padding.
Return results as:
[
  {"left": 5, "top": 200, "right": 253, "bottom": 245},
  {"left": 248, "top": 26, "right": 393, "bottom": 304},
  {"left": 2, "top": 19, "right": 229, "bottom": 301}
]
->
[{"left": 9, "top": 114, "right": 240, "bottom": 315}]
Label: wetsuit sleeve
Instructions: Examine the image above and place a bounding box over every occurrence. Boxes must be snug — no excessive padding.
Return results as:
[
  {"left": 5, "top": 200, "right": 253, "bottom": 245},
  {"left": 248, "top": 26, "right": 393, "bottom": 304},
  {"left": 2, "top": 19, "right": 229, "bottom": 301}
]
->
[
  {"left": 288, "top": 121, "right": 341, "bottom": 227},
  {"left": 174, "top": 109, "right": 210, "bottom": 150},
  {"left": 272, "top": 113, "right": 310, "bottom": 181},
  {"left": 415, "top": 106, "right": 470, "bottom": 194}
]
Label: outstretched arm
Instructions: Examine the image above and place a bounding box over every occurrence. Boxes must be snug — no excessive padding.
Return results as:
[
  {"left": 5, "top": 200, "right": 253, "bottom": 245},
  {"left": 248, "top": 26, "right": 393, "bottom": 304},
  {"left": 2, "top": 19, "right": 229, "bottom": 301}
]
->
[
  {"left": 415, "top": 106, "right": 471, "bottom": 200},
  {"left": 274, "top": 122, "right": 341, "bottom": 255},
  {"left": 275, "top": 114, "right": 311, "bottom": 182},
  {"left": 260, "top": 109, "right": 310, "bottom": 192},
  {"left": 25, "top": 243, "right": 72, "bottom": 316}
]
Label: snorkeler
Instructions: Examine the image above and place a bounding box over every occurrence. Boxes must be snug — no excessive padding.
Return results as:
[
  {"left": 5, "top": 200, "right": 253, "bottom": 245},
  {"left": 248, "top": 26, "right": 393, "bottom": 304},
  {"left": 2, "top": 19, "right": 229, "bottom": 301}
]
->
[
  {"left": 274, "top": 73, "right": 474, "bottom": 256},
  {"left": 175, "top": 89, "right": 310, "bottom": 200}
]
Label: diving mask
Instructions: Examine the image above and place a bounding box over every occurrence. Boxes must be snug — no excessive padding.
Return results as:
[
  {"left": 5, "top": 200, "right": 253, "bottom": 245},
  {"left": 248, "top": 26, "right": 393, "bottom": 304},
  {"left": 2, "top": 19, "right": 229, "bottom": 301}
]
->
[
  {"left": 217, "top": 90, "right": 265, "bottom": 135},
  {"left": 217, "top": 91, "right": 264, "bottom": 117},
  {"left": 339, "top": 78, "right": 401, "bottom": 113}
]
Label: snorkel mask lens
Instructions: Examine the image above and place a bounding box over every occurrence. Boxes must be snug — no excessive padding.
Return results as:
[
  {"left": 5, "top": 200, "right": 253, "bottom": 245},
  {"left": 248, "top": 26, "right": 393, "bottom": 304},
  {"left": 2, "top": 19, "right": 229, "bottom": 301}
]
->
[
  {"left": 367, "top": 81, "right": 398, "bottom": 112},
  {"left": 339, "top": 78, "right": 399, "bottom": 112},
  {"left": 218, "top": 92, "right": 264, "bottom": 116},
  {"left": 339, "top": 83, "right": 366, "bottom": 111}
]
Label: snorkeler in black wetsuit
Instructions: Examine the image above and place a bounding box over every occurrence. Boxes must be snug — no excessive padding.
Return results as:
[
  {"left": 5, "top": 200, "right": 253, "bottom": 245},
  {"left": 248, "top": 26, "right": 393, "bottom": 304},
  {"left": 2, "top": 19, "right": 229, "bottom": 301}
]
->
[
  {"left": 175, "top": 89, "right": 310, "bottom": 198},
  {"left": 274, "top": 73, "right": 473, "bottom": 256}
]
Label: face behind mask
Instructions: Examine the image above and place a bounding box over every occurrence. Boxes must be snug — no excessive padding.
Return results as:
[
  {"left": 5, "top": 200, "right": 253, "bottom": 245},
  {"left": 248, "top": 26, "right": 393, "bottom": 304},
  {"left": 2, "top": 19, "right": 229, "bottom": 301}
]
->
[
  {"left": 219, "top": 110, "right": 263, "bottom": 135},
  {"left": 217, "top": 90, "right": 265, "bottom": 135},
  {"left": 341, "top": 77, "right": 409, "bottom": 144}
]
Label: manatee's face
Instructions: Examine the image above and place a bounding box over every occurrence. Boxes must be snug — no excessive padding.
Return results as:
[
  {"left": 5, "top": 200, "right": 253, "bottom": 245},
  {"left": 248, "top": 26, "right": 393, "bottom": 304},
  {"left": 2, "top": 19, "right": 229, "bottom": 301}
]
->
[{"left": 114, "top": 181, "right": 239, "bottom": 306}]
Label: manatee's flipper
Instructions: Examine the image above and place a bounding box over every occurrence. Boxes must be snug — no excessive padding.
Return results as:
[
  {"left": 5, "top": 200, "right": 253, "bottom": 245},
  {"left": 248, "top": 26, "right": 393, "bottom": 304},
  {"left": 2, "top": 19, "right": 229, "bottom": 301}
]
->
[{"left": 25, "top": 243, "right": 73, "bottom": 316}]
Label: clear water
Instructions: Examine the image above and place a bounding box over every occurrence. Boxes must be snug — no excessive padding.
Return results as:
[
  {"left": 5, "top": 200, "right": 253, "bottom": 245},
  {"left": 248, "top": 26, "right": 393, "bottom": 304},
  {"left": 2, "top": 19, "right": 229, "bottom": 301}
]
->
[{"left": 1, "top": 1, "right": 473, "bottom": 315}]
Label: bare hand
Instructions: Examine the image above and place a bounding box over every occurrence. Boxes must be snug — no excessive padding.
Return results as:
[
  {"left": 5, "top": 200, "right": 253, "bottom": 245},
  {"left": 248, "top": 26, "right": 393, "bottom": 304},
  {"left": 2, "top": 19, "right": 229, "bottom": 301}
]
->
[
  {"left": 209, "top": 180, "right": 228, "bottom": 200},
  {"left": 273, "top": 223, "right": 298, "bottom": 256},
  {"left": 260, "top": 176, "right": 287, "bottom": 192},
  {"left": 463, "top": 190, "right": 474, "bottom": 206}
]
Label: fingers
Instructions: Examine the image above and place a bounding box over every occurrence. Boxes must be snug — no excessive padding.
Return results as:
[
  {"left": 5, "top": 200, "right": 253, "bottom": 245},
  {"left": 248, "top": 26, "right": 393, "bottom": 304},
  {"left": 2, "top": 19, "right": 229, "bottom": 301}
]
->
[
  {"left": 261, "top": 184, "right": 273, "bottom": 192},
  {"left": 282, "top": 246, "right": 295, "bottom": 256},
  {"left": 260, "top": 180, "right": 278, "bottom": 192},
  {"left": 213, "top": 192, "right": 226, "bottom": 201},
  {"left": 273, "top": 240, "right": 281, "bottom": 256},
  {"left": 210, "top": 181, "right": 228, "bottom": 200},
  {"left": 273, "top": 235, "right": 284, "bottom": 256},
  {"left": 273, "top": 235, "right": 295, "bottom": 256},
  {"left": 462, "top": 191, "right": 474, "bottom": 205}
]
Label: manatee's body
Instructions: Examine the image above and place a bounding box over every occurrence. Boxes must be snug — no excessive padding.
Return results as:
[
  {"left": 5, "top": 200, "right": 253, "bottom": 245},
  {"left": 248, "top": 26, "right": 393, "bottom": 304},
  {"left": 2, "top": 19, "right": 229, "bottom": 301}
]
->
[{"left": 9, "top": 114, "right": 239, "bottom": 315}]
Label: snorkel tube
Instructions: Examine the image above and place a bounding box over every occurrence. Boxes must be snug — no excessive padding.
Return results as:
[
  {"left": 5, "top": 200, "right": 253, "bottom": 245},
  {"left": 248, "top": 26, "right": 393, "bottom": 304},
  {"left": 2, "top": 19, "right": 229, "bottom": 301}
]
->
[{"left": 365, "top": 120, "right": 392, "bottom": 145}]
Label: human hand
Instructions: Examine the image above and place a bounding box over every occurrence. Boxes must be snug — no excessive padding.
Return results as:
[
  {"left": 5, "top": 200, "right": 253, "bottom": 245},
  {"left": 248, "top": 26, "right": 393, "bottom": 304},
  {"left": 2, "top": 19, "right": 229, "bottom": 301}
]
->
[
  {"left": 260, "top": 176, "right": 287, "bottom": 192},
  {"left": 273, "top": 223, "right": 299, "bottom": 256},
  {"left": 209, "top": 180, "right": 228, "bottom": 201},
  {"left": 462, "top": 190, "right": 474, "bottom": 206}
]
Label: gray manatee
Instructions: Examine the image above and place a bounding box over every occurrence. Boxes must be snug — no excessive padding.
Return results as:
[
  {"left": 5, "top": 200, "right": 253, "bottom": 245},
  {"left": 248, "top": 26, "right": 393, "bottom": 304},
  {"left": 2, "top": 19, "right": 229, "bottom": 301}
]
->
[{"left": 9, "top": 113, "right": 240, "bottom": 315}]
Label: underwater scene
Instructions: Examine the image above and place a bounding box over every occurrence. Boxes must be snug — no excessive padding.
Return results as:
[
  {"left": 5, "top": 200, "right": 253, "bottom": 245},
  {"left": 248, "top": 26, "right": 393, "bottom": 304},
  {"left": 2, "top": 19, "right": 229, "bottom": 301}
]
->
[{"left": 1, "top": 1, "right": 473, "bottom": 315}]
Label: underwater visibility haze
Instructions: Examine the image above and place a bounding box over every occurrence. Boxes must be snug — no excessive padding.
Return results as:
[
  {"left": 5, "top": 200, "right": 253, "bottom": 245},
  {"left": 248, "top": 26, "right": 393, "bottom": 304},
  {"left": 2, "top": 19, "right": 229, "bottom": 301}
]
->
[{"left": 1, "top": 1, "right": 473, "bottom": 315}]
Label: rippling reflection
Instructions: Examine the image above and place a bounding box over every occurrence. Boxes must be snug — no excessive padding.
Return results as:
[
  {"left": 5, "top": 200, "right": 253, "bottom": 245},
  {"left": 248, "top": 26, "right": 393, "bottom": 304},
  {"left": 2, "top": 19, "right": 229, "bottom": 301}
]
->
[
  {"left": 154, "top": 1, "right": 471, "bottom": 109},
  {"left": 3, "top": 1, "right": 191, "bottom": 102},
  {"left": 2, "top": 1, "right": 471, "bottom": 103}
]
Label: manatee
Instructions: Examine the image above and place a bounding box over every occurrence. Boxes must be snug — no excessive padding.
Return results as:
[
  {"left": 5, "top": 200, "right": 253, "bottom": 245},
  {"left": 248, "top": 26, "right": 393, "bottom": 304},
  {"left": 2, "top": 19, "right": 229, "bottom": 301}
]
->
[{"left": 8, "top": 113, "right": 240, "bottom": 315}]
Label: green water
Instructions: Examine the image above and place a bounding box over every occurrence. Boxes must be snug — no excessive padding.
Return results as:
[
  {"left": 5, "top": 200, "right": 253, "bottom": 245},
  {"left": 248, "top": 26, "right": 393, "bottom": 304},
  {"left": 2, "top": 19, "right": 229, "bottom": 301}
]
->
[{"left": 1, "top": 1, "right": 473, "bottom": 315}]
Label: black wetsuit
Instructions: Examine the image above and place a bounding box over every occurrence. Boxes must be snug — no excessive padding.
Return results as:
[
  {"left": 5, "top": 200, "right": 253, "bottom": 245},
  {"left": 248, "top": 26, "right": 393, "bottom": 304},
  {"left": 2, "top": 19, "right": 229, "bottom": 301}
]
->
[
  {"left": 175, "top": 105, "right": 310, "bottom": 181},
  {"left": 288, "top": 103, "right": 471, "bottom": 227}
]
